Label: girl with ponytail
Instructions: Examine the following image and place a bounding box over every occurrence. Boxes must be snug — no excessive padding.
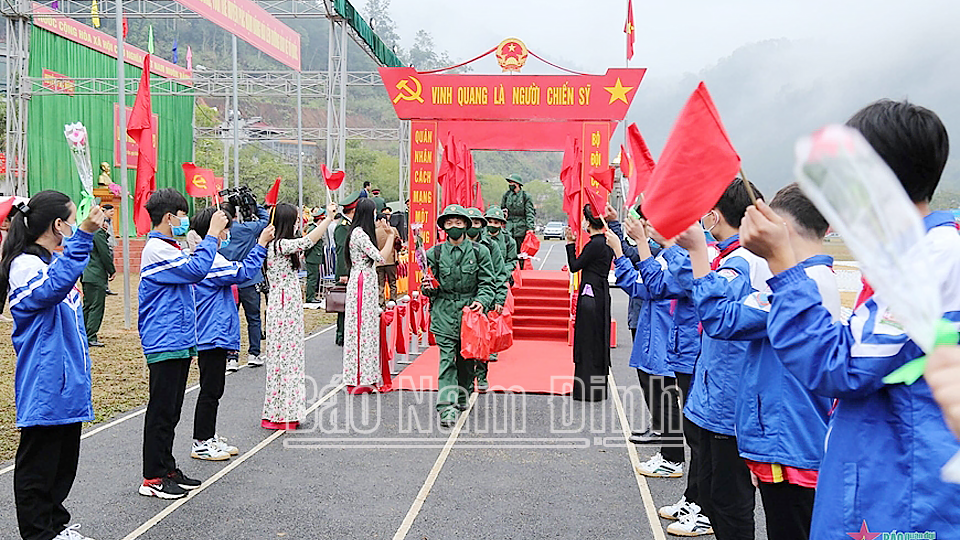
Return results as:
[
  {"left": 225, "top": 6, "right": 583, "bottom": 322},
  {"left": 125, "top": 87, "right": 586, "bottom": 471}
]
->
[{"left": 1, "top": 190, "right": 104, "bottom": 540}]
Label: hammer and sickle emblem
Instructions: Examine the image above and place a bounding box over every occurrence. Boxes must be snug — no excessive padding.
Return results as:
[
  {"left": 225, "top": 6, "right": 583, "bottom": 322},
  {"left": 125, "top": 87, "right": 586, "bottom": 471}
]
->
[
  {"left": 393, "top": 76, "right": 424, "bottom": 104},
  {"left": 192, "top": 174, "right": 207, "bottom": 189}
]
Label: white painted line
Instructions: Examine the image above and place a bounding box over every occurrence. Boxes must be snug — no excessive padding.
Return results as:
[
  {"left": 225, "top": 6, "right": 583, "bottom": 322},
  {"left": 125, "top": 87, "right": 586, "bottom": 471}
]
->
[
  {"left": 392, "top": 392, "right": 478, "bottom": 540},
  {"left": 1, "top": 327, "right": 334, "bottom": 477},
  {"left": 120, "top": 381, "right": 347, "bottom": 540},
  {"left": 609, "top": 371, "right": 667, "bottom": 540},
  {"left": 537, "top": 242, "right": 557, "bottom": 271}
]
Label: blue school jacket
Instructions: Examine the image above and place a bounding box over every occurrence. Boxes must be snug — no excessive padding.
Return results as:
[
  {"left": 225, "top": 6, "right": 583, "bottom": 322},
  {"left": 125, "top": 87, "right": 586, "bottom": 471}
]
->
[
  {"left": 8, "top": 230, "right": 95, "bottom": 427},
  {"left": 665, "top": 235, "right": 771, "bottom": 436},
  {"left": 613, "top": 255, "right": 673, "bottom": 377},
  {"left": 694, "top": 255, "right": 838, "bottom": 469},
  {"left": 638, "top": 246, "right": 700, "bottom": 375},
  {"left": 138, "top": 232, "right": 219, "bottom": 357},
  {"left": 766, "top": 212, "right": 960, "bottom": 539},
  {"left": 195, "top": 247, "right": 267, "bottom": 351}
]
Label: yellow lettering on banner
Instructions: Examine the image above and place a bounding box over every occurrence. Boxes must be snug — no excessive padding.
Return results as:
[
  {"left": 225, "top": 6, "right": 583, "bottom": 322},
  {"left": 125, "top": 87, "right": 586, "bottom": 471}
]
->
[
  {"left": 578, "top": 85, "right": 591, "bottom": 105},
  {"left": 511, "top": 83, "right": 541, "bottom": 106},
  {"left": 414, "top": 170, "right": 433, "bottom": 183},
  {"left": 414, "top": 130, "right": 434, "bottom": 144},
  {"left": 456, "top": 86, "right": 487, "bottom": 107},
  {"left": 590, "top": 151, "right": 602, "bottom": 167},
  {"left": 414, "top": 210, "right": 429, "bottom": 223},
  {"left": 591, "top": 131, "right": 601, "bottom": 146},
  {"left": 432, "top": 87, "right": 453, "bottom": 105},
  {"left": 414, "top": 150, "right": 433, "bottom": 163},
  {"left": 547, "top": 82, "right": 575, "bottom": 106},
  {"left": 412, "top": 190, "right": 433, "bottom": 204}
]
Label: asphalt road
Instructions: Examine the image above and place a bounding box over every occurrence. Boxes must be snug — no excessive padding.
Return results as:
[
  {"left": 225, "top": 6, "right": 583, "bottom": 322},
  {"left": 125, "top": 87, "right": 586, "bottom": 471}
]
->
[{"left": 0, "top": 240, "right": 767, "bottom": 539}]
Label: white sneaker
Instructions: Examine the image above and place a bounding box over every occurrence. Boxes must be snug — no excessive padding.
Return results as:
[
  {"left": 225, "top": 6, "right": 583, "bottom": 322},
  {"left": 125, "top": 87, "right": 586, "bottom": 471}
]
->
[
  {"left": 659, "top": 495, "right": 701, "bottom": 520},
  {"left": 666, "top": 513, "right": 713, "bottom": 537},
  {"left": 191, "top": 439, "right": 230, "bottom": 461},
  {"left": 54, "top": 524, "right": 97, "bottom": 540},
  {"left": 213, "top": 435, "right": 239, "bottom": 456},
  {"left": 226, "top": 358, "right": 239, "bottom": 372},
  {"left": 637, "top": 453, "right": 683, "bottom": 478},
  {"left": 247, "top": 354, "right": 264, "bottom": 367}
]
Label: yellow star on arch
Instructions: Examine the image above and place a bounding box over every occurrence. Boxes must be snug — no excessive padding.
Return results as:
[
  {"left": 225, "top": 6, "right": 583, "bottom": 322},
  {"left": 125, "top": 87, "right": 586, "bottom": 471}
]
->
[{"left": 604, "top": 77, "right": 634, "bottom": 104}]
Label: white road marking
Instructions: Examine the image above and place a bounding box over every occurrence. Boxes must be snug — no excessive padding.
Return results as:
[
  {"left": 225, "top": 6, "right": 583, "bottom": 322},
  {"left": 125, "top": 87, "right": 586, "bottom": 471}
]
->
[
  {"left": 609, "top": 371, "right": 668, "bottom": 540},
  {"left": 538, "top": 242, "right": 557, "bottom": 271},
  {"left": 392, "top": 392, "right": 479, "bottom": 540}
]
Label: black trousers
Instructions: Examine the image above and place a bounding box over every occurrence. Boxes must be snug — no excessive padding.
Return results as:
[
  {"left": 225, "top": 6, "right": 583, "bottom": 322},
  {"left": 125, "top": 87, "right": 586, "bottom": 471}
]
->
[
  {"left": 758, "top": 481, "right": 815, "bottom": 540},
  {"left": 236, "top": 285, "right": 262, "bottom": 357},
  {"left": 143, "top": 358, "right": 191, "bottom": 479},
  {"left": 698, "top": 430, "right": 755, "bottom": 540},
  {"left": 675, "top": 372, "right": 700, "bottom": 504},
  {"left": 636, "top": 369, "right": 684, "bottom": 464},
  {"left": 194, "top": 348, "right": 227, "bottom": 441},
  {"left": 15, "top": 423, "right": 81, "bottom": 540}
]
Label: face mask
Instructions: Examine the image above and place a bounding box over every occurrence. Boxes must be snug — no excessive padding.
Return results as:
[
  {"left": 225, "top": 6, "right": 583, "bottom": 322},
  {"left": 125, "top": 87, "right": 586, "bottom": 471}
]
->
[
  {"left": 510, "top": 184, "right": 519, "bottom": 192},
  {"left": 486, "top": 225, "right": 500, "bottom": 235},
  {"left": 57, "top": 220, "right": 76, "bottom": 242},
  {"left": 445, "top": 226, "right": 466, "bottom": 240},
  {"left": 700, "top": 211, "right": 718, "bottom": 233},
  {"left": 219, "top": 232, "right": 231, "bottom": 249},
  {"left": 466, "top": 227, "right": 482, "bottom": 239},
  {"left": 171, "top": 215, "right": 190, "bottom": 236}
]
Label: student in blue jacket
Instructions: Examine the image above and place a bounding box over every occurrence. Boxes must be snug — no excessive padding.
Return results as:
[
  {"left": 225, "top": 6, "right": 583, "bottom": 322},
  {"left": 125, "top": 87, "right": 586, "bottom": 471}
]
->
[
  {"left": 137, "top": 188, "right": 229, "bottom": 500},
  {"left": 740, "top": 100, "right": 960, "bottom": 539},
  {"left": 188, "top": 206, "right": 275, "bottom": 461},
  {"left": 0, "top": 191, "right": 104, "bottom": 540},
  {"left": 663, "top": 178, "right": 769, "bottom": 540},
  {"left": 679, "top": 184, "right": 839, "bottom": 540}
]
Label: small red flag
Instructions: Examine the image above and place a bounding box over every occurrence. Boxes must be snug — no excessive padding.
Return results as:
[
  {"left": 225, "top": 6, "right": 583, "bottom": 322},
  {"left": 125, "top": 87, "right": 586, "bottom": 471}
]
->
[
  {"left": 624, "top": 0, "right": 635, "bottom": 61},
  {"left": 182, "top": 162, "right": 216, "bottom": 197},
  {"left": 582, "top": 186, "right": 608, "bottom": 219},
  {"left": 590, "top": 167, "right": 615, "bottom": 192},
  {"left": 560, "top": 137, "right": 583, "bottom": 231},
  {"left": 641, "top": 82, "right": 741, "bottom": 239},
  {"left": 122, "top": 17, "right": 128, "bottom": 39},
  {"left": 0, "top": 196, "right": 14, "bottom": 225},
  {"left": 320, "top": 164, "right": 345, "bottom": 191},
  {"left": 128, "top": 54, "right": 157, "bottom": 236},
  {"left": 265, "top": 176, "right": 282, "bottom": 205},
  {"left": 625, "top": 123, "right": 656, "bottom": 206}
]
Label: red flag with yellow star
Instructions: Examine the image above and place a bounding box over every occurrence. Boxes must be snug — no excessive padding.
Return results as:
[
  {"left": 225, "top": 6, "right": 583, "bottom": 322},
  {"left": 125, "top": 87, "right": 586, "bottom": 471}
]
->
[{"left": 624, "top": 0, "right": 635, "bottom": 61}]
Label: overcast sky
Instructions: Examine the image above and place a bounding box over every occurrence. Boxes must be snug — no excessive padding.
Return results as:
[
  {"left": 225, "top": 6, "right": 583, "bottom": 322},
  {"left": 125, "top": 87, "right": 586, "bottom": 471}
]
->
[{"left": 357, "top": 0, "right": 958, "bottom": 79}]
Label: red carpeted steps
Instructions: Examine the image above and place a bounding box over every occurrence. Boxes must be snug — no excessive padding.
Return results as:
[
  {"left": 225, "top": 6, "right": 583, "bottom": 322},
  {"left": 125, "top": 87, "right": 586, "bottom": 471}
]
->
[{"left": 512, "top": 270, "right": 570, "bottom": 342}]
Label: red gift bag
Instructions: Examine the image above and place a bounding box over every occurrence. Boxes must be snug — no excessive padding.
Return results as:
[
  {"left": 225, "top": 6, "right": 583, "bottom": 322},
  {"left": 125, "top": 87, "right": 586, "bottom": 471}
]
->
[
  {"left": 503, "top": 291, "right": 515, "bottom": 330},
  {"left": 488, "top": 311, "right": 514, "bottom": 354},
  {"left": 460, "top": 306, "right": 491, "bottom": 359},
  {"left": 520, "top": 230, "right": 540, "bottom": 257},
  {"left": 512, "top": 265, "right": 523, "bottom": 289}
]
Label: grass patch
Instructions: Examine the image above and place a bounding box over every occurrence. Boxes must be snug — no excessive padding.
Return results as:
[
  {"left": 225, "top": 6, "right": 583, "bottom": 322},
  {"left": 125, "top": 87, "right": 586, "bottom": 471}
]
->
[{"left": 1, "top": 272, "right": 335, "bottom": 462}]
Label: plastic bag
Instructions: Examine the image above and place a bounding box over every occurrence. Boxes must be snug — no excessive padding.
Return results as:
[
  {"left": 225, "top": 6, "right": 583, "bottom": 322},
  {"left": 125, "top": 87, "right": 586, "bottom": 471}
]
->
[
  {"left": 512, "top": 265, "right": 523, "bottom": 289},
  {"left": 488, "top": 311, "right": 514, "bottom": 354},
  {"left": 460, "top": 306, "right": 491, "bottom": 359},
  {"left": 520, "top": 230, "right": 540, "bottom": 257}
]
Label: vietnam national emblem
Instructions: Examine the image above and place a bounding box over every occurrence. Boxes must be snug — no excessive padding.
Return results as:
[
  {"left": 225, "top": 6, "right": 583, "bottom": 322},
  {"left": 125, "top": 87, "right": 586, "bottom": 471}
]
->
[{"left": 496, "top": 38, "right": 529, "bottom": 72}]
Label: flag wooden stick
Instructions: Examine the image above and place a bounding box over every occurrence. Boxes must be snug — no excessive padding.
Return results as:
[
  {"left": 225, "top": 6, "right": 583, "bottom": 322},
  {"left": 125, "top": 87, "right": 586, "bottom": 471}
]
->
[
  {"left": 739, "top": 167, "right": 758, "bottom": 203},
  {"left": 269, "top": 205, "right": 275, "bottom": 225}
]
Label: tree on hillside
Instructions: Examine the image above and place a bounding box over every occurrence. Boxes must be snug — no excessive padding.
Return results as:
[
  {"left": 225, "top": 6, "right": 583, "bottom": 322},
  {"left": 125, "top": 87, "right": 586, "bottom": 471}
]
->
[{"left": 365, "top": 0, "right": 402, "bottom": 51}]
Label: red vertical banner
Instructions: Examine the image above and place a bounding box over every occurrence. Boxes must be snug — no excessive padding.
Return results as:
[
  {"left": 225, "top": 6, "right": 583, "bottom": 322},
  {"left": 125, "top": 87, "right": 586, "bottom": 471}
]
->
[
  {"left": 579, "top": 121, "right": 611, "bottom": 250},
  {"left": 408, "top": 121, "right": 439, "bottom": 294}
]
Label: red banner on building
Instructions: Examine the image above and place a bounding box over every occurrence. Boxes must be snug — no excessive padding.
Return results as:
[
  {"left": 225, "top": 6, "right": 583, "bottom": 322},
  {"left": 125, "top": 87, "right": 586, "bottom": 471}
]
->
[
  {"left": 408, "top": 121, "right": 439, "bottom": 290},
  {"left": 173, "top": 0, "right": 301, "bottom": 71},
  {"left": 33, "top": 3, "right": 193, "bottom": 83},
  {"left": 380, "top": 67, "right": 645, "bottom": 122},
  {"left": 581, "top": 121, "right": 611, "bottom": 212},
  {"left": 115, "top": 104, "right": 159, "bottom": 169},
  {"left": 41, "top": 69, "right": 75, "bottom": 95}
]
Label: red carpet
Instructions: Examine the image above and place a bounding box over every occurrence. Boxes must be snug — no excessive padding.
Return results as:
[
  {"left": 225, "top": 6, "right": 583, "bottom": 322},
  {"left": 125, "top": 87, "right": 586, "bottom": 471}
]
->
[
  {"left": 512, "top": 270, "right": 570, "bottom": 342},
  {"left": 395, "top": 339, "right": 574, "bottom": 395}
]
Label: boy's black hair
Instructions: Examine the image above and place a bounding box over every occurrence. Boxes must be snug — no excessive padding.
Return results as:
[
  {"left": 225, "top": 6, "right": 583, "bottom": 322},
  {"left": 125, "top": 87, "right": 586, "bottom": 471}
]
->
[
  {"left": 363, "top": 181, "right": 371, "bottom": 189},
  {"left": 218, "top": 202, "right": 235, "bottom": 221},
  {"left": 145, "top": 188, "right": 189, "bottom": 226},
  {"left": 190, "top": 206, "right": 232, "bottom": 238},
  {"left": 769, "top": 183, "right": 829, "bottom": 240},
  {"left": 715, "top": 178, "right": 764, "bottom": 229},
  {"left": 101, "top": 203, "right": 114, "bottom": 211},
  {"left": 846, "top": 99, "right": 949, "bottom": 203}
]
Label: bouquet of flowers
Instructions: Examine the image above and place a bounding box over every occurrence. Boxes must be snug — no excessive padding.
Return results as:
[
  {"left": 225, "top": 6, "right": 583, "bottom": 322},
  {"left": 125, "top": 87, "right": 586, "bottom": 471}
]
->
[
  {"left": 64, "top": 122, "right": 95, "bottom": 217},
  {"left": 412, "top": 225, "right": 438, "bottom": 289}
]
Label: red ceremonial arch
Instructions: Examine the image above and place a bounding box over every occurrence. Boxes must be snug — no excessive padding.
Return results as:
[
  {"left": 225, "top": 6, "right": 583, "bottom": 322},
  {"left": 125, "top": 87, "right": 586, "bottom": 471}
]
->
[{"left": 380, "top": 39, "right": 645, "bottom": 292}]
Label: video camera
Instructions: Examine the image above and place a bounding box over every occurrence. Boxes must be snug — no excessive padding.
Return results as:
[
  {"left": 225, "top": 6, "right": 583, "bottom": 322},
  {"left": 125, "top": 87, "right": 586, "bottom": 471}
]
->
[{"left": 218, "top": 185, "right": 259, "bottom": 222}]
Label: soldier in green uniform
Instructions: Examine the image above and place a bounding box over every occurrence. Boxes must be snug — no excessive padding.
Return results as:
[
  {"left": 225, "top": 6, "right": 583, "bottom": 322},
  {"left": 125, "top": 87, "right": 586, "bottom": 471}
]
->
[
  {"left": 334, "top": 191, "right": 361, "bottom": 346},
  {"left": 422, "top": 204, "right": 497, "bottom": 427},
  {"left": 370, "top": 188, "right": 387, "bottom": 213},
  {"left": 500, "top": 174, "right": 536, "bottom": 260},
  {"left": 81, "top": 222, "right": 116, "bottom": 347},
  {"left": 464, "top": 207, "right": 507, "bottom": 391},
  {"left": 303, "top": 207, "right": 327, "bottom": 305},
  {"left": 483, "top": 205, "right": 516, "bottom": 364}
]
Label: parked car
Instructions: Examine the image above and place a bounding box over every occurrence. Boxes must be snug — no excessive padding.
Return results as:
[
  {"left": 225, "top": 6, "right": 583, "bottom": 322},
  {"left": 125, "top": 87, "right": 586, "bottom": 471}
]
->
[{"left": 542, "top": 221, "right": 565, "bottom": 240}]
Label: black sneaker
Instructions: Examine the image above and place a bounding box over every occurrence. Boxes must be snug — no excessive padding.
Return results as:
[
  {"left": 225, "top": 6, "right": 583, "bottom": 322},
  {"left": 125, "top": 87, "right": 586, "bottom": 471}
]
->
[
  {"left": 167, "top": 468, "right": 201, "bottom": 490},
  {"left": 138, "top": 477, "right": 187, "bottom": 499}
]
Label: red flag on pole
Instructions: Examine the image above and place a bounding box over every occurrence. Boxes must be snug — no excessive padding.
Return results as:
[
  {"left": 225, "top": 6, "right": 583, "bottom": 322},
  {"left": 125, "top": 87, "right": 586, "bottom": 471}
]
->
[
  {"left": 641, "top": 82, "right": 741, "bottom": 239},
  {"left": 182, "top": 162, "right": 215, "bottom": 197},
  {"left": 590, "top": 167, "right": 615, "bottom": 192},
  {"left": 624, "top": 0, "right": 635, "bottom": 61},
  {"left": 265, "top": 176, "right": 282, "bottom": 205},
  {"left": 0, "top": 196, "right": 14, "bottom": 225},
  {"left": 560, "top": 137, "right": 583, "bottom": 232},
  {"left": 625, "top": 123, "right": 656, "bottom": 206},
  {"left": 127, "top": 54, "right": 157, "bottom": 236},
  {"left": 320, "top": 164, "right": 345, "bottom": 191}
]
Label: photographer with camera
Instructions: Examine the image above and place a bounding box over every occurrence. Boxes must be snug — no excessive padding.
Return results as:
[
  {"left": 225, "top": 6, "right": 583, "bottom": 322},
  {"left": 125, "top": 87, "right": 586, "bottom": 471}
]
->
[{"left": 218, "top": 187, "right": 270, "bottom": 369}]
